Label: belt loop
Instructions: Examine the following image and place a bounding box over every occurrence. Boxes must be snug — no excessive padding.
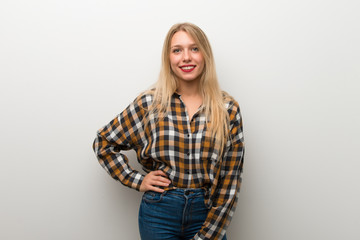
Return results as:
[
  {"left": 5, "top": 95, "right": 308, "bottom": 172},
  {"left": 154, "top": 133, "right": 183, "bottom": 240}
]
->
[{"left": 160, "top": 190, "right": 167, "bottom": 198}]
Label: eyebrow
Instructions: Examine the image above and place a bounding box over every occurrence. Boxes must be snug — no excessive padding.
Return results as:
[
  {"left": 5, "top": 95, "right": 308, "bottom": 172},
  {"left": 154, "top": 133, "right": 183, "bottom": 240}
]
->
[{"left": 170, "top": 43, "right": 198, "bottom": 49}]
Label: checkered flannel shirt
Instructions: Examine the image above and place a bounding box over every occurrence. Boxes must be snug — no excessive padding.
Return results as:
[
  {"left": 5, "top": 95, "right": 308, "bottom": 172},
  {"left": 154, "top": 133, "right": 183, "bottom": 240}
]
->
[{"left": 93, "top": 90, "right": 245, "bottom": 240}]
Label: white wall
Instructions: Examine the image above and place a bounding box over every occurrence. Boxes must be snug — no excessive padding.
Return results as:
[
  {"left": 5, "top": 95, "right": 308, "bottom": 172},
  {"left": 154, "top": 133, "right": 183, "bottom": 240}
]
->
[{"left": 1, "top": 0, "right": 359, "bottom": 239}]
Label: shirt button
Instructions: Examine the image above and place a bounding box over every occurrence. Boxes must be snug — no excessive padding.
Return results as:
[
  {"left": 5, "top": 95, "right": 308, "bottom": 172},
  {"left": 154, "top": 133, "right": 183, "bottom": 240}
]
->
[{"left": 187, "top": 152, "right": 190, "bottom": 156}]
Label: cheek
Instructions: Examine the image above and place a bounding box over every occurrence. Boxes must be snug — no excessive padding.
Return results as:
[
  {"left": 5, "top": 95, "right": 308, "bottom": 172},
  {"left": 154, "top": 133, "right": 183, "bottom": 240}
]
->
[
  {"left": 169, "top": 59, "right": 178, "bottom": 73},
  {"left": 197, "top": 56, "right": 205, "bottom": 69},
  {"left": 195, "top": 54, "right": 204, "bottom": 66},
  {"left": 169, "top": 56, "right": 178, "bottom": 67}
]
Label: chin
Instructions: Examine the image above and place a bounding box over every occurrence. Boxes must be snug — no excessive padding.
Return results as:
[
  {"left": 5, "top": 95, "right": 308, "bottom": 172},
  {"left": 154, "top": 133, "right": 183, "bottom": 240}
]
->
[{"left": 177, "top": 74, "right": 201, "bottom": 82}]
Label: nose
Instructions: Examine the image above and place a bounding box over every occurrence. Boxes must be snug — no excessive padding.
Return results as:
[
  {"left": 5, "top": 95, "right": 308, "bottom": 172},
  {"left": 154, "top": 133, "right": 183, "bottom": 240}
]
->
[{"left": 183, "top": 49, "right": 191, "bottom": 62}]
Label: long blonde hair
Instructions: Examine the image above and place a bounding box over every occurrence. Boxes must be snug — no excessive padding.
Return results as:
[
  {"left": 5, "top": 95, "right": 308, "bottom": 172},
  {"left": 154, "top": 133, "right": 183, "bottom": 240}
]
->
[{"left": 147, "top": 22, "right": 230, "bottom": 155}]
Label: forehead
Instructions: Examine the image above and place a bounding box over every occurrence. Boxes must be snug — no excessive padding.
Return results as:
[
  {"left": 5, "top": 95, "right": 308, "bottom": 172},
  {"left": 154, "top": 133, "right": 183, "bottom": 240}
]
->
[{"left": 170, "top": 31, "right": 197, "bottom": 46}]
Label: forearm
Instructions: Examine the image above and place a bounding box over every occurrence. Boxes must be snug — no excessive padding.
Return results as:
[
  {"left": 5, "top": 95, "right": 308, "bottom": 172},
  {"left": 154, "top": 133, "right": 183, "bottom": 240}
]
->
[{"left": 92, "top": 118, "right": 145, "bottom": 191}]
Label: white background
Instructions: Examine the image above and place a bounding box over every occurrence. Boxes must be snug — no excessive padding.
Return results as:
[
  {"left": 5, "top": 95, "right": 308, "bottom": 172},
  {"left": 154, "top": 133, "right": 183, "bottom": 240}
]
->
[{"left": 1, "top": 0, "right": 359, "bottom": 239}]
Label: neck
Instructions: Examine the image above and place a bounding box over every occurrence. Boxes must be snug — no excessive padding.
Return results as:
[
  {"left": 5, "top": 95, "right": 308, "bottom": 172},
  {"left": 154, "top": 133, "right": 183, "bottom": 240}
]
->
[{"left": 177, "top": 79, "right": 201, "bottom": 97}]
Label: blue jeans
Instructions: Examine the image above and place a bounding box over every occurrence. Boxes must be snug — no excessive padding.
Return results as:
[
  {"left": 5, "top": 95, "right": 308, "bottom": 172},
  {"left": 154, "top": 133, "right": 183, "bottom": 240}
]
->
[{"left": 138, "top": 189, "right": 227, "bottom": 240}]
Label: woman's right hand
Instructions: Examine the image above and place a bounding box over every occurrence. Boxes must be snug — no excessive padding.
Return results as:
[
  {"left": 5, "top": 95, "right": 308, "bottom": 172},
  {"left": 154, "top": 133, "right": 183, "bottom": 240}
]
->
[{"left": 139, "top": 170, "right": 171, "bottom": 193}]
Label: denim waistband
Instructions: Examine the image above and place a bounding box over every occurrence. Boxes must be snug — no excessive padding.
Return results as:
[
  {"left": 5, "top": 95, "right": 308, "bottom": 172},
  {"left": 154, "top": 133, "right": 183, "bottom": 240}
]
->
[{"left": 165, "top": 188, "right": 205, "bottom": 197}]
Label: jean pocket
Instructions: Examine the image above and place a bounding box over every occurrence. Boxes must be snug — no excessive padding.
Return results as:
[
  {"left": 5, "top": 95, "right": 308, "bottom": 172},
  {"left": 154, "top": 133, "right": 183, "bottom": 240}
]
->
[{"left": 142, "top": 191, "right": 165, "bottom": 203}]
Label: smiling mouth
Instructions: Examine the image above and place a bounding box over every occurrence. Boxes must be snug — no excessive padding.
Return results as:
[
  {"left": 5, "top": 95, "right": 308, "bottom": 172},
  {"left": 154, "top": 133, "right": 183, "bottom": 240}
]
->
[{"left": 179, "top": 65, "right": 196, "bottom": 72}]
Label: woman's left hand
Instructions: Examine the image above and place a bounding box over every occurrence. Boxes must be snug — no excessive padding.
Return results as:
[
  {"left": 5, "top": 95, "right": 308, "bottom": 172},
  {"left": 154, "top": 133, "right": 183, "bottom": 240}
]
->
[{"left": 139, "top": 170, "right": 171, "bottom": 192}]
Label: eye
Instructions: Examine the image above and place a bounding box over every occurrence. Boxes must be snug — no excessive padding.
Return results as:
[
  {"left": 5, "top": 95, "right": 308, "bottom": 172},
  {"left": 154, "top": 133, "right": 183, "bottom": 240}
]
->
[
  {"left": 192, "top": 47, "right": 199, "bottom": 52},
  {"left": 172, "top": 48, "right": 181, "bottom": 53}
]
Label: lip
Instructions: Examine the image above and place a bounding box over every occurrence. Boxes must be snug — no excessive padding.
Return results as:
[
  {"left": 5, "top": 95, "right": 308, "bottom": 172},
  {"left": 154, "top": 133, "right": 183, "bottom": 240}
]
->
[{"left": 179, "top": 65, "right": 196, "bottom": 73}]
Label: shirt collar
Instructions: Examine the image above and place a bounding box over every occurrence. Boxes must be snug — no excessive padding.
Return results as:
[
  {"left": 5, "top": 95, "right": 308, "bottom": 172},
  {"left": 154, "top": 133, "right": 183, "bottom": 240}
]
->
[
  {"left": 173, "top": 91, "right": 181, "bottom": 98},
  {"left": 172, "top": 91, "right": 205, "bottom": 113}
]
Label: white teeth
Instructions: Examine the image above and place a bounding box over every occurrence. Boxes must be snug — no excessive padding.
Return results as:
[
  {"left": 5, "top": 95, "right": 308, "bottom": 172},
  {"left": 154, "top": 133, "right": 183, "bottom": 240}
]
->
[{"left": 181, "top": 66, "right": 195, "bottom": 70}]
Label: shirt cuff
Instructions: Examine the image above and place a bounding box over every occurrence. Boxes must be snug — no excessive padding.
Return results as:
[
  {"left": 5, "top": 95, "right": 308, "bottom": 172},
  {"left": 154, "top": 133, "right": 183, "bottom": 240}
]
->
[{"left": 132, "top": 172, "right": 145, "bottom": 191}]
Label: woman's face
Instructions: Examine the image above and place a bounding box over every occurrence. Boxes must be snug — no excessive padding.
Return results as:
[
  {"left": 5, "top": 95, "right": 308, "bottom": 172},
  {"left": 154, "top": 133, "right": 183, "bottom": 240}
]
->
[{"left": 169, "top": 31, "right": 205, "bottom": 84}]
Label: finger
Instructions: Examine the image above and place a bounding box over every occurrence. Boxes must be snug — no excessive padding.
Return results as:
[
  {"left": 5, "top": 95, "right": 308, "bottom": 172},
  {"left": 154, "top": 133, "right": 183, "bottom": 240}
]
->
[
  {"left": 150, "top": 179, "right": 170, "bottom": 187},
  {"left": 147, "top": 186, "right": 165, "bottom": 193},
  {"left": 153, "top": 176, "right": 171, "bottom": 184},
  {"left": 148, "top": 176, "right": 170, "bottom": 185},
  {"left": 154, "top": 171, "right": 171, "bottom": 183},
  {"left": 147, "top": 171, "right": 170, "bottom": 181},
  {"left": 153, "top": 170, "right": 168, "bottom": 177}
]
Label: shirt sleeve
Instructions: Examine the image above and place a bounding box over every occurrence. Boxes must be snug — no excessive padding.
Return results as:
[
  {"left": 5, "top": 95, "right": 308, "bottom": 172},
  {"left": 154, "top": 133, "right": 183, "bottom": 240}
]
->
[
  {"left": 92, "top": 94, "right": 149, "bottom": 191},
  {"left": 193, "top": 102, "right": 245, "bottom": 240}
]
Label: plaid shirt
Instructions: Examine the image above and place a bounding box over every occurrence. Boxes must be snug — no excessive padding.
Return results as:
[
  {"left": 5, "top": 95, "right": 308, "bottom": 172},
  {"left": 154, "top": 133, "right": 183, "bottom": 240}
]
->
[{"left": 93, "top": 91, "right": 244, "bottom": 240}]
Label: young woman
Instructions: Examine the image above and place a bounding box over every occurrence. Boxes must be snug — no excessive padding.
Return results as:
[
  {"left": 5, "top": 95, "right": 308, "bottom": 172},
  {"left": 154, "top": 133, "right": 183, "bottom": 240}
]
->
[{"left": 93, "top": 22, "right": 245, "bottom": 240}]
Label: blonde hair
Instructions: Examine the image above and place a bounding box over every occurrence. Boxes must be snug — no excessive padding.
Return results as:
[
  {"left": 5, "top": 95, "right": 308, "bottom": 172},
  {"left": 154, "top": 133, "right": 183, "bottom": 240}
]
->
[{"left": 147, "top": 22, "right": 230, "bottom": 155}]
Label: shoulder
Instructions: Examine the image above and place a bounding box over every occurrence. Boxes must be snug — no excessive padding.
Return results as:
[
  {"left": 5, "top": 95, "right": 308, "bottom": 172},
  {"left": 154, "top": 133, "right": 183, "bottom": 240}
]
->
[
  {"left": 221, "top": 91, "right": 241, "bottom": 115},
  {"left": 119, "top": 89, "right": 154, "bottom": 119},
  {"left": 132, "top": 88, "right": 155, "bottom": 109}
]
